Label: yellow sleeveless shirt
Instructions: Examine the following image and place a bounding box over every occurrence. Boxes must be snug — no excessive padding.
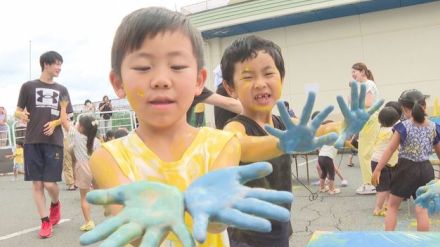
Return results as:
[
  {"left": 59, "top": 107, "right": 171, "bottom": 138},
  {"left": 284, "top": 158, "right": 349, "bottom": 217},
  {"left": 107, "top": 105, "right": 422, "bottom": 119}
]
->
[{"left": 102, "top": 127, "right": 235, "bottom": 247}]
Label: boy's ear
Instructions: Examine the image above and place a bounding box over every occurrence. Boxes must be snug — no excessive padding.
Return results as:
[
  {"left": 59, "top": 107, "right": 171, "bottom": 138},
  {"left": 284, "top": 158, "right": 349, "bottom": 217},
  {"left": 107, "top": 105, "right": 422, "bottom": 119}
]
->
[
  {"left": 194, "top": 68, "right": 207, "bottom": 96},
  {"left": 222, "top": 80, "right": 238, "bottom": 99},
  {"left": 109, "top": 70, "right": 126, "bottom": 98}
]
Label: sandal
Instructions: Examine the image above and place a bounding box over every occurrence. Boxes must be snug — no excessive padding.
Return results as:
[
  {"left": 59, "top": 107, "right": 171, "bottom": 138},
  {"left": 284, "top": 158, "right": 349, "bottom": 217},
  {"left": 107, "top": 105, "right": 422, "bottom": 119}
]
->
[
  {"left": 67, "top": 185, "right": 77, "bottom": 191},
  {"left": 319, "top": 186, "right": 329, "bottom": 193},
  {"left": 328, "top": 188, "right": 341, "bottom": 195},
  {"left": 373, "top": 209, "right": 387, "bottom": 216}
]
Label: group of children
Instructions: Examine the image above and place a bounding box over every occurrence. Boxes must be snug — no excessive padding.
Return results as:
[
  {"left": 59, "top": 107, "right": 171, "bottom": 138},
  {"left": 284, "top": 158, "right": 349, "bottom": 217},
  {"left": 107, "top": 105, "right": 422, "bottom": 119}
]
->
[{"left": 12, "top": 5, "right": 439, "bottom": 247}]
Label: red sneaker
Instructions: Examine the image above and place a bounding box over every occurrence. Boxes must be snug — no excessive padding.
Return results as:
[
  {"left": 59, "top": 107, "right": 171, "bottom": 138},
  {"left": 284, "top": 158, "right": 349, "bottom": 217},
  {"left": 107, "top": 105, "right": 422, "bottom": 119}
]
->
[
  {"left": 49, "top": 202, "right": 61, "bottom": 225},
  {"left": 39, "top": 220, "right": 52, "bottom": 238}
]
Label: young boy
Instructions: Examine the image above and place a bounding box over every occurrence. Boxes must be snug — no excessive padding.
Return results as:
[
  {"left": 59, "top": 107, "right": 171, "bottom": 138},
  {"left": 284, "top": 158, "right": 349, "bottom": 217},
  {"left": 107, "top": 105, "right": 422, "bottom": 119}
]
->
[
  {"left": 370, "top": 106, "right": 400, "bottom": 216},
  {"left": 89, "top": 7, "right": 242, "bottom": 247},
  {"left": 5, "top": 141, "right": 24, "bottom": 181},
  {"left": 221, "top": 35, "right": 293, "bottom": 247}
]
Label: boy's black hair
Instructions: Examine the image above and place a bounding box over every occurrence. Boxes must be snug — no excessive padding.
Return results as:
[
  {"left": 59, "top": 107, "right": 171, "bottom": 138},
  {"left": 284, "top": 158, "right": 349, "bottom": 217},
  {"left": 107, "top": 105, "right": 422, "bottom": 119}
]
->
[
  {"left": 78, "top": 115, "right": 98, "bottom": 155},
  {"left": 398, "top": 89, "right": 426, "bottom": 124},
  {"left": 16, "top": 141, "right": 24, "bottom": 147},
  {"left": 40, "top": 51, "right": 63, "bottom": 72},
  {"left": 114, "top": 128, "right": 129, "bottom": 139},
  {"left": 84, "top": 99, "right": 92, "bottom": 105},
  {"left": 378, "top": 106, "right": 400, "bottom": 127},
  {"left": 384, "top": 101, "right": 402, "bottom": 117},
  {"left": 106, "top": 130, "right": 115, "bottom": 140},
  {"left": 111, "top": 7, "right": 204, "bottom": 77},
  {"left": 221, "top": 35, "right": 285, "bottom": 87}
]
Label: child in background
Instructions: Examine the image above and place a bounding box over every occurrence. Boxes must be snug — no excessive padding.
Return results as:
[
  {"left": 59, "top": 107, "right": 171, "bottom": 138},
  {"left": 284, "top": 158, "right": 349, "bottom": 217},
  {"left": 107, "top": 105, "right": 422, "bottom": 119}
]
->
[
  {"left": 371, "top": 106, "right": 400, "bottom": 216},
  {"left": 317, "top": 121, "right": 341, "bottom": 195},
  {"left": 221, "top": 35, "right": 294, "bottom": 247},
  {"left": 60, "top": 101, "right": 99, "bottom": 231},
  {"left": 5, "top": 141, "right": 24, "bottom": 181},
  {"left": 372, "top": 89, "right": 440, "bottom": 231},
  {"left": 311, "top": 111, "right": 348, "bottom": 187}
]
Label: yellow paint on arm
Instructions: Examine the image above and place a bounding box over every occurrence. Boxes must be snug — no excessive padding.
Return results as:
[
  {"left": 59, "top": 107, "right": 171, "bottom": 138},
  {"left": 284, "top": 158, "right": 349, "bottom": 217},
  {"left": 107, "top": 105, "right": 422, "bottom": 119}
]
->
[
  {"left": 210, "top": 136, "right": 241, "bottom": 171},
  {"left": 89, "top": 147, "right": 131, "bottom": 217},
  {"left": 224, "top": 121, "right": 283, "bottom": 162}
]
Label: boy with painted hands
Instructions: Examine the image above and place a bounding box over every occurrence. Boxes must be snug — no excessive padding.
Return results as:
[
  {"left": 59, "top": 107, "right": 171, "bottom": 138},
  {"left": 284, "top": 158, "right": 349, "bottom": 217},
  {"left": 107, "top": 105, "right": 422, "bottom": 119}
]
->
[{"left": 81, "top": 7, "right": 293, "bottom": 247}]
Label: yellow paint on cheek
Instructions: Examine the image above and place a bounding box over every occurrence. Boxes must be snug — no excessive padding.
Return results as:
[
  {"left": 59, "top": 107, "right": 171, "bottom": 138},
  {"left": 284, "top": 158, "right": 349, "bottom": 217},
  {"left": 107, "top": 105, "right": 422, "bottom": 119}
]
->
[{"left": 137, "top": 91, "right": 144, "bottom": 97}]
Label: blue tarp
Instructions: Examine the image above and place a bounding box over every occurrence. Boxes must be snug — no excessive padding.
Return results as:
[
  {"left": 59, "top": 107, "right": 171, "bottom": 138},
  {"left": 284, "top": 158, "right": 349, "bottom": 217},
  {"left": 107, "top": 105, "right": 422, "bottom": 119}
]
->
[{"left": 307, "top": 231, "right": 440, "bottom": 247}]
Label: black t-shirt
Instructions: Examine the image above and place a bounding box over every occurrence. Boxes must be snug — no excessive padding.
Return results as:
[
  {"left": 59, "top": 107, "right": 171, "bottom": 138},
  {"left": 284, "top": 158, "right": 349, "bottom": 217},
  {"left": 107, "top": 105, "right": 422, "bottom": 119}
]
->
[
  {"left": 214, "top": 84, "right": 237, "bottom": 129},
  {"left": 99, "top": 102, "right": 112, "bottom": 119},
  {"left": 227, "top": 115, "right": 293, "bottom": 247},
  {"left": 17, "top": 80, "right": 73, "bottom": 146},
  {"left": 186, "top": 87, "right": 213, "bottom": 122}
]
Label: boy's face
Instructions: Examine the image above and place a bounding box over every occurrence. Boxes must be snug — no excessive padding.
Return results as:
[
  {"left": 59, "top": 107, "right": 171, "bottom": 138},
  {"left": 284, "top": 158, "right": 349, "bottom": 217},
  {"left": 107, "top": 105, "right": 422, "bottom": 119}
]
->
[
  {"left": 110, "top": 31, "right": 205, "bottom": 129},
  {"left": 45, "top": 60, "right": 62, "bottom": 78},
  {"left": 226, "top": 50, "right": 282, "bottom": 115}
]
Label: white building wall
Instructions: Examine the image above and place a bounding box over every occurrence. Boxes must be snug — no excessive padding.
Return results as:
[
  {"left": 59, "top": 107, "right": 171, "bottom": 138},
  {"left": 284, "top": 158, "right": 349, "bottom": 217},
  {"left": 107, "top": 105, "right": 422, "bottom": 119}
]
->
[{"left": 203, "top": 1, "right": 440, "bottom": 124}]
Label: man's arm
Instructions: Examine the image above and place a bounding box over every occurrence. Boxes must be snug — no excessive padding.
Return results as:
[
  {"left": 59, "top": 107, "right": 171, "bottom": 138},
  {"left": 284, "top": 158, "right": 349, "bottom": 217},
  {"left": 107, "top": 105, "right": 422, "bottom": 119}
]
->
[
  {"left": 14, "top": 107, "right": 29, "bottom": 123},
  {"left": 203, "top": 93, "right": 242, "bottom": 114}
]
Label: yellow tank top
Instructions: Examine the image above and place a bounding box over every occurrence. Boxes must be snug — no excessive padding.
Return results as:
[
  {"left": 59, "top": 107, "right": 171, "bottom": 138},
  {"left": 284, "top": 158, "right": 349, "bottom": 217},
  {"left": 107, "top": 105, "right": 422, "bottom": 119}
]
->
[{"left": 102, "top": 127, "right": 234, "bottom": 247}]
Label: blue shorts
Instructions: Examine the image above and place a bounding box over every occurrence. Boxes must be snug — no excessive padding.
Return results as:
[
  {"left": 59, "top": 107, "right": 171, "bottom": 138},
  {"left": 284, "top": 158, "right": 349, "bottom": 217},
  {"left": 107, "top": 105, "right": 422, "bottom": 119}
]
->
[{"left": 24, "top": 144, "right": 63, "bottom": 182}]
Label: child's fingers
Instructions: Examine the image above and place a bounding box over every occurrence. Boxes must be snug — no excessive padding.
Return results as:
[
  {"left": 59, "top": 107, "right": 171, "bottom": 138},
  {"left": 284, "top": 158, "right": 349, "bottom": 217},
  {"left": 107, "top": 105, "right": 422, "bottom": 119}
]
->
[
  {"left": 349, "top": 82, "right": 359, "bottom": 110},
  {"left": 99, "top": 222, "right": 142, "bottom": 247},
  {"left": 315, "top": 133, "right": 339, "bottom": 149},
  {"left": 139, "top": 228, "right": 168, "bottom": 247},
  {"left": 264, "top": 125, "right": 284, "bottom": 139},
  {"left": 172, "top": 223, "right": 195, "bottom": 246},
  {"left": 299, "top": 92, "right": 316, "bottom": 126},
  {"left": 233, "top": 198, "right": 291, "bottom": 222},
  {"left": 276, "top": 101, "right": 295, "bottom": 129},
  {"left": 79, "top": 216, "right": 127, "bottom": 245},
  {"left": 336, "top": 96, "right": 351, "bottom": 120},
  {"left": 367, "top": 99, "right": 384, "bottom": 115},
  {"left": 191, "top": 213, "right": 209, "bottom": 243},
  {"left": 237, "top": 162, "right": 273, "bottom": 184},
  {"left": 358, "top": 82, "right": 366, "bottom": 109},
  {"left": 216, "top": 208, "right": 271, "bottom": 232},
  {"left": 86, "top": 187, "right": 125, "bottom": 205},
  {"left": 246, "top": 188, "right": 293, "bottom": 204},
  {"left": 310, "top": 105, "right": 334, "bottom": 132}
]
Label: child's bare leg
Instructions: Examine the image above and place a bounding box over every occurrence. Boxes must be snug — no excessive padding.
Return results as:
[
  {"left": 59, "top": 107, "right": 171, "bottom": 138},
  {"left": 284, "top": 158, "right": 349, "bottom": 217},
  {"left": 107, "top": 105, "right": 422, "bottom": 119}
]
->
[
  {"left": 415, "top": 205, "right": 430, "bottom": 231},
  {"left": 385, "top": 194, "right": 403, "bottom": 231},
  {"left": 374, "top": 191, "right": 389, "bottom": 214},
  {"left": 328, "top": 179, "right": 335, "bottom": 191},
  {"left": 319, "top": 178, "right": 326, "bottom": 191},
  {"left": 80, "top": 189, "right": 91, "bottom": 222}
]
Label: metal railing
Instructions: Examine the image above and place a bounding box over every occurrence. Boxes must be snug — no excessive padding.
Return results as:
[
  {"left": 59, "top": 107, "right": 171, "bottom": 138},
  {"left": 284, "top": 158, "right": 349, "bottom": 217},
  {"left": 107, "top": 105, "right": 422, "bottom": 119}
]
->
[
  {"left": 0, "top": 124, "right": 12, "bottom": 149},
  {"left": 76, "top": 110, "right": 136, "bottom": 137}
]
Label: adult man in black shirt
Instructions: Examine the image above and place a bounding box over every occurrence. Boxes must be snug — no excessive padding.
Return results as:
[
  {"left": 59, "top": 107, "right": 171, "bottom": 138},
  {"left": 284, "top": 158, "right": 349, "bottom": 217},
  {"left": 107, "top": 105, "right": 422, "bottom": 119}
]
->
[{"left": 15, "top": 51, "right": 73, "bottom": 239}]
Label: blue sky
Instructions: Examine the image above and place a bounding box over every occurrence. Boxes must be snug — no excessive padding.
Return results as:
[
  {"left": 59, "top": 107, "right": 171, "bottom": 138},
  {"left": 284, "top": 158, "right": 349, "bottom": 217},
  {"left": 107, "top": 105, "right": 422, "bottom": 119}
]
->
[{"left": 0, "top": 0, "right": 206, "bottom": 115}]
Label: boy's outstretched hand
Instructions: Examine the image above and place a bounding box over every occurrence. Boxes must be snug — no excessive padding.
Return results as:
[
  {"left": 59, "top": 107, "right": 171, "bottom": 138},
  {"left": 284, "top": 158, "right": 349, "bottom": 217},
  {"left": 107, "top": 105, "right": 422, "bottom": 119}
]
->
[
  {"left": 184, "top": 162, "right": 293, "bottom": 243},
  {"left": 334, "top": 82, "right": 384, "bottom": 148},
  {"left": 80, "top": 181, "right": 194, "bottom": 247},
  {"left": 415, "top": 180, "right": 440, "bottom": 215},
  {"left": 265, "top": 94, "right": 338, "bottom": 153}
]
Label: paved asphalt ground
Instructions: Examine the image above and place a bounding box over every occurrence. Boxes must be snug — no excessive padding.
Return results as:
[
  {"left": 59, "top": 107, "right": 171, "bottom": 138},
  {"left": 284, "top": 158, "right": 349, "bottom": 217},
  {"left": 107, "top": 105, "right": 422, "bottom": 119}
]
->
[{"left": 0, "top": 154, "right": 439, "bottom": 247}]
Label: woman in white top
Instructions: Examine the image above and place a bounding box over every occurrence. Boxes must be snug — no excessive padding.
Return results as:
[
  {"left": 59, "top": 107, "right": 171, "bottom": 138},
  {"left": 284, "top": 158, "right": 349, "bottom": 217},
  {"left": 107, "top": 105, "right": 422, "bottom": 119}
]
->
[{"left": 351, "top": 63, "right": 381, "bottom": 195}]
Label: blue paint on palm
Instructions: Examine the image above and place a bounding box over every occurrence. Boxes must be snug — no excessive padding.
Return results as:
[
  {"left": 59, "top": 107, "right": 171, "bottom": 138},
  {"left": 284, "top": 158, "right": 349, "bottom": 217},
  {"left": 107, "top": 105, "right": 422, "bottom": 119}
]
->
[
  {"left": 334, "top": 82, "right": 384, "bottom": 148},
  {"left": 265, "top": 92, "right": 338, "bottom": 153},
  {"left": 184, "top": 162, "right": 293, "bottom": 243},
  {"left": 415, "top": 180, "right": 440, "bottom": 215},
  {"left": 80, "top": 181, "right": 194, "bottom": 247}
]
